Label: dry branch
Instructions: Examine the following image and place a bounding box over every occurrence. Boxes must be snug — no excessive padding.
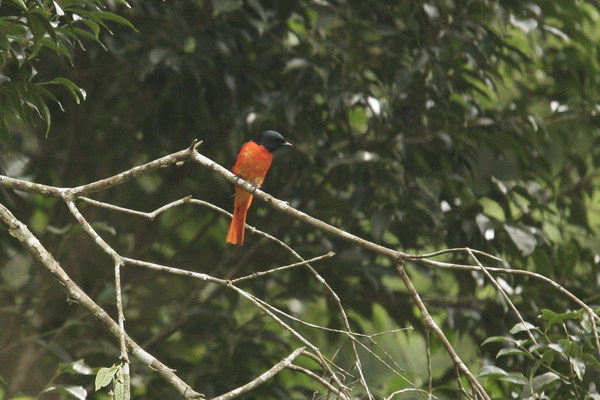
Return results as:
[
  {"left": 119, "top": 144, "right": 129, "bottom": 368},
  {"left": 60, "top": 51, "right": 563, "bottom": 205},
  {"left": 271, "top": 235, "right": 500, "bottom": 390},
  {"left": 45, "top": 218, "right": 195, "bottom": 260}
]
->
[
  {"left": 0, "top": 203, "right": 203, "bottom": 400},
  {"left": 1, "top": 140, "right": 597, "bottom": 399},
  {"left": 209, "top": 347, "right": 306, "bottom": 400}
]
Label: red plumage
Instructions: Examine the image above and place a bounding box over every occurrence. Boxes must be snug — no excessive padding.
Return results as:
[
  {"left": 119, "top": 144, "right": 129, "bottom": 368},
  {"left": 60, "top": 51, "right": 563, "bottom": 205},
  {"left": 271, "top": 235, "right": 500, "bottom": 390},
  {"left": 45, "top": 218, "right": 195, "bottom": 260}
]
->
[{"left": 226, "top": 131, "right": 292, "bottom": 245}]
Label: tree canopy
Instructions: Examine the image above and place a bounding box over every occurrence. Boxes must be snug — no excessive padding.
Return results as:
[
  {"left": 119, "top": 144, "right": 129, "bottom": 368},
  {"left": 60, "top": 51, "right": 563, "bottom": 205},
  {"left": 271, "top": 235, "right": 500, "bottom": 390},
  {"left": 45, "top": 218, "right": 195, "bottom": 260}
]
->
[{"left": 1, "top": 1, "right": 599, "bottom": 399}]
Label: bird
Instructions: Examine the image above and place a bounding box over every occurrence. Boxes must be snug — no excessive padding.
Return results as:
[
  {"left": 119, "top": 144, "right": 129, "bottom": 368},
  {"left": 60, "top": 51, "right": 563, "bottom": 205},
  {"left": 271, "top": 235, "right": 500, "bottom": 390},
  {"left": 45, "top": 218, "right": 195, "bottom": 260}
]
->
[{"left": 225, "top": 130, "right": 292, "bottom": 244}]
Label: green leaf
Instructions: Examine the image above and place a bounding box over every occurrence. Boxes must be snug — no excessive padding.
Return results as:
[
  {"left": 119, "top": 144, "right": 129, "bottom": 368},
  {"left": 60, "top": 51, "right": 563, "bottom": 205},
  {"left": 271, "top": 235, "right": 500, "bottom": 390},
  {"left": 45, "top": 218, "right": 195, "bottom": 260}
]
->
[
  {"left": 34, "top": 83, "right": 65, "bottom": 111},
  {"left": 24, "top": 84, "right": 52, "bottom": 136},
  {"left": 81, "top": 19, "right": 101, "bottom": 40},
  {"left": 113, "top": 371, "right": 125, "bottom": 400},
  {"left": 0, "top": 32, "right": 10, "bottom": 51},
  {"left": 496, "top": 347, "right": 528, "bottom": 358},
  {"left": 529, "top": 348, "right": 556, "bottom": 379},
  {"left": 111, "top": 0, "right": 131, "bottom": 7},
  {"left": 63, "top": 27, "right": 101, "bottom": 49},
  {"left": 44, "top": 77, "right": 86, "bottom": 104},
  {"left": 75, "top": 9, "right": 136, "bottom": 32},
  {"left": 95, "top": 365, "right": 118, "bottom": 391},
  {"left": 27, "top": 14, "right": 48, "bottom": 44},
  {"left": 570, "top": 357, "right": 585, "bottom": 380},
  {"left": 42, "top": 385, "right": 87, "bottom": 400},
  {"left": 531, "top": 372, "right": 561, "bottom": 392},
  {"left": 481, "top": 335, "right": 516, "bottom": 346},
  {"left": 58, "top": 359, "right": 94, "bottom": 375},
  {"left": 581, "top": 353, "right": 600, "bottom": 369},
  {"left": 95, "top": 10, "right": 137, "bottom": 31},
  {"left": 477, "top": 365, "right": 508, "bottom": 378},
  {"left": 581, "top": 311, "right": 594, "bottom": 333},
  {"left": 27, "top": 9, "right": 58, "bottom": 46},
  {"left": 10, "top": 40, "right": 26, "bottom": 66},
  {"left": 530, "top": 342, "right": 566, "bottom": 359},
  {"left": 500, "top": 372, "right": 528, "bottom": 386},
  {"left": 509, "top": 321, "right": 537, "bottom": 334},
  {"left": 539, "top": 308, "right": 581, "bottom": 329},
  {"left": 504, "top": 224, "right": 537, "bottom": 255},
  {"left": 31, "top": 36, "right": 74, "bottom": 61},
  {"left": 7, "top": 0, "right": 27, "bottom": 10},
  {"left": 52, "top": 0, "right": 65, "bottom": 16}
]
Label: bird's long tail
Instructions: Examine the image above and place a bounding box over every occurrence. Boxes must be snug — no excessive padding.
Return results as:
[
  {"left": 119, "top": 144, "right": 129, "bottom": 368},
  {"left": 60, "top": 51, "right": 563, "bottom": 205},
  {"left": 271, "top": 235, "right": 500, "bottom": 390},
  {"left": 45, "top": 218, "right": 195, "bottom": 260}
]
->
[{"left": 225, "top": 188, "right": 253, "bottom": 244}]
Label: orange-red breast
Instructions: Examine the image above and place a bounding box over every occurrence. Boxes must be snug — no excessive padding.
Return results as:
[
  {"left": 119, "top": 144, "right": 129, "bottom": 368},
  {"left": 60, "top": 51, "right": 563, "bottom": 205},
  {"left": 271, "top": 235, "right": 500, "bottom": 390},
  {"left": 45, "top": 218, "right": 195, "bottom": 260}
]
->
[{"left": 225, "top": 130, "right": 292, "bottom": 244}]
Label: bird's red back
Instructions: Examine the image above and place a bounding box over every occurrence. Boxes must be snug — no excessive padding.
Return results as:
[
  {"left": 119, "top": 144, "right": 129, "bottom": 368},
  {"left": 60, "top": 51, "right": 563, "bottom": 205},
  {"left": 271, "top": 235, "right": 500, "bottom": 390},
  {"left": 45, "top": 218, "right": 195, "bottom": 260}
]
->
[
  {"left": 225, "top": 141, "right": 274, "bottom": 244},
  {"left": 226, "top": 130, "right": 291, "bottom": 245},
  {"left": 232, "top": 140, "right": 273, "bottom": 185}
]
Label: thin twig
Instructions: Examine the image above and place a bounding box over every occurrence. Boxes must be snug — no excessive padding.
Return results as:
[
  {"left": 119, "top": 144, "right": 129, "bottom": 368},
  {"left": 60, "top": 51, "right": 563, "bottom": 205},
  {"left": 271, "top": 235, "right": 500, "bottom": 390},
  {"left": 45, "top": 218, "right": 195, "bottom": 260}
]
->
[
  {"left": 408, "top": 247, "right": 503, "bottom": 262},
  {"left": 70, "top": 141, "right": 202, "bottom": 197},
  {"left": 79, "top": 195, "right": 193, "bottom": 220},
  {"left": 62, "top": 191, "right": 131, "bottom": 398},
  {"left": 418, "top": 258, "right": 600, "bottom": 323},
  {"left": 0, "top": 204, "right": 203, "bottom": 399},
  {"left": 231, "top": 252, "right": 335, "bottom": 283},
  {"left": 286, "top": 363, "right": 349, "bottom": 398},
  {"left": 191, "top": 150, "right": 409, "bottom": 260},
  {"left": 395, "top": 261, "right": 490, "bottom": 400},
  {"left": 467, "top": 249, "right": 538, "bottom": 347},
  {"left": 86, "top": 192, "right": 378, "bottom": 397},
  {"left": 3, "top": 141, "right": 597, "bottom": 400},
  {"left": 0, "top": 142, "right": 200, "bottom": 198},
  {"left": 384, "top": 388, "right": 437, "bottom": 400},
  {"left": 209, "top": 347, "right": 305, "bottom": 400},
  {"left": 245, "top": 286, "right": 424, "bottom": 393},
  {"left": 426, "top": 328, "right": 432, "bottom": 400},
  {"left": 122, "top": 257, "right": 350, "bottom": 398}
]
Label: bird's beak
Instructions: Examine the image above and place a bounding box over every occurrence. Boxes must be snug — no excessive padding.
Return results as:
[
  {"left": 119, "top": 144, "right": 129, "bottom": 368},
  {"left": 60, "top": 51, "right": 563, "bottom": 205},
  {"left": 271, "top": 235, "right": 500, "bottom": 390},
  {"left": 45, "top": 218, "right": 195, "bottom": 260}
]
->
[{"left": 283, "top": 141, "right": 293, "bottom": 147}]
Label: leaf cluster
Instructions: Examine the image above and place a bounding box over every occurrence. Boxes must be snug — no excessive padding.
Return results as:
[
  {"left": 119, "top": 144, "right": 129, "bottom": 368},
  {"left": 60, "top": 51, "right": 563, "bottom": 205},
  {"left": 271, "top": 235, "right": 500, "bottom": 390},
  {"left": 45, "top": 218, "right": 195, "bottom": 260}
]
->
[{"left": 0, "top": 0, "right": 132, "bottom": 137}]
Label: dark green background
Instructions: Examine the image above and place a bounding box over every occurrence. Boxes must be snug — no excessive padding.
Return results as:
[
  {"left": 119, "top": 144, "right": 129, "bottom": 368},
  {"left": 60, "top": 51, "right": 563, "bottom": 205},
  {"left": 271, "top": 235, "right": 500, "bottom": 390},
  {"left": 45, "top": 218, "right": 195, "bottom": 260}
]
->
[{"left": 1, "top": 1, "right": 599, "bottom": 398}]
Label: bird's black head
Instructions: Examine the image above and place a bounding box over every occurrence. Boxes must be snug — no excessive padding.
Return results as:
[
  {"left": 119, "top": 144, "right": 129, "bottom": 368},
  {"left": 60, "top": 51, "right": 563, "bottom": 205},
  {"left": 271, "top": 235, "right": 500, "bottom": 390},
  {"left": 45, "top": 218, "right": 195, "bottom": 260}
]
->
[{"left": 252, "top": 130, "right": 293, "bottom": 153}]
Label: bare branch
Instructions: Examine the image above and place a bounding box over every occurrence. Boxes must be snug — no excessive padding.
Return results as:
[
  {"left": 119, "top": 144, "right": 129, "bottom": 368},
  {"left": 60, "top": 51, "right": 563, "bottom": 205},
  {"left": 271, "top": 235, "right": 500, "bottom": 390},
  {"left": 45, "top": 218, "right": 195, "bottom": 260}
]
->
[
  {"left": 467, "top": 249, "right": 539, "bottom": 346},
  {"left": 209, "top": 347, "right": 305, "bottom": 400},
  {"left": 79, "top": 195, "right": 193, "bottom": 219},
  {"left": 418, "top": 257, "right": 600, "bottom": 323},
  {"left": 231, "top": 252, "right": 335, "bottom": 283},
  {"left": 63, "top": 191, "right": 131, "bottom": 394},
  {"left": 0, "top": 143, "right": 199, "bottom": 198},
  {"left": 384, "top": 387, "right": 437, "bottom": 400},
  {"left": 408, "top": 247, "right": 504, "bottom": 262},
  {"left": 70, "top": 144, "right": 200, "bottom": 197},
  {"left": 3, "top": 142, "right": 596, "bottom": 399},
  {"left": 123, "top": 257, "right": 227, "bottom": 284},
  {"left": 122, "top": 257, "right": 350, "bottom": 398},
  {"left": 395, "top": 261, "right": 491, "bottom": 400},
  {"left": 0, "top": 203, "right": 203, "bottom": 400},
  {"left": 0, "top": 174, "right": 64, "bottom": 197},
  {"left": 286, "top": 363, "right": 349, "bottom": 398},
  {"left": 191, "top": 148, "right": 496, "bottom": 397},
  {"left": 87, "top": 191, "right": 379, "bottom": 396},
  {"left": 191, "top": 150, "right": 407, "bottom": 260}
]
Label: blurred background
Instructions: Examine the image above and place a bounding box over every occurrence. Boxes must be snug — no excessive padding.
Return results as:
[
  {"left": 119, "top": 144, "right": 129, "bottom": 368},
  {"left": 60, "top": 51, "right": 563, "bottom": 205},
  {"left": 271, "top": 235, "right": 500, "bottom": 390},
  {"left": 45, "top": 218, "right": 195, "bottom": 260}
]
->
[{"left": 1, "top": 1, "right": 599, "bottom": 398}]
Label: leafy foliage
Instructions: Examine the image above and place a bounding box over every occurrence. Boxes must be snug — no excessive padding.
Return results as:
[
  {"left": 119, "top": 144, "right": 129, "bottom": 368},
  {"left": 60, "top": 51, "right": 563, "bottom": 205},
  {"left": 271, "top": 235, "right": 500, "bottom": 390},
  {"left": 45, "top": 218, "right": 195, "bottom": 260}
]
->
[
  {"left": 1, "top": 0, "right": 599, "bottom": 399},
  {"left": 0, "top": 0, "right": 132, "bottom": 137}
]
